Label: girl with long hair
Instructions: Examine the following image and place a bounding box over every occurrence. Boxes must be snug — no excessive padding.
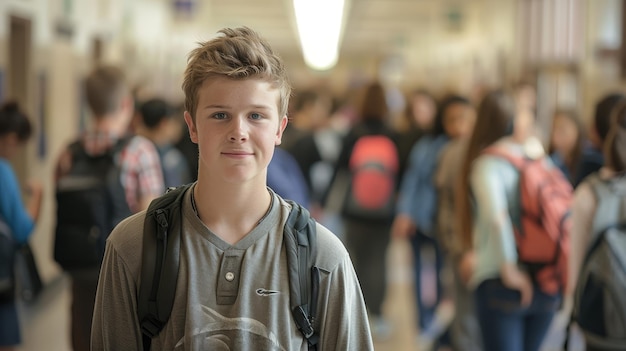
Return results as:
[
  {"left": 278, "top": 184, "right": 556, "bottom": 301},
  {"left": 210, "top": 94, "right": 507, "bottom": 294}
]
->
[{"left": 456, "top": 89, "right": 561, "bottom": 351}]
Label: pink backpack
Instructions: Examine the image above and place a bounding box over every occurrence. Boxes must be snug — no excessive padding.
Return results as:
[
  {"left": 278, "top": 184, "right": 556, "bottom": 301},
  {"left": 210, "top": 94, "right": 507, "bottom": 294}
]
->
[
  {"left": 484, "top": 147, "right": 573, "bottom": 294},
  {"left": 343, "top": 135, "right": 399, "bottom": 220}
]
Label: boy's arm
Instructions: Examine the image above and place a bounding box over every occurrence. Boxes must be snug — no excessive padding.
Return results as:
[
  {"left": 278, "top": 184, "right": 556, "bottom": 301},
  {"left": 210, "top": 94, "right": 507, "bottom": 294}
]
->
[
  {"left": 315, "top": 255, "right": 374, "bottom": 350},
  {"left": 91, "top": 239, "right": 144, "bottom": 351}
]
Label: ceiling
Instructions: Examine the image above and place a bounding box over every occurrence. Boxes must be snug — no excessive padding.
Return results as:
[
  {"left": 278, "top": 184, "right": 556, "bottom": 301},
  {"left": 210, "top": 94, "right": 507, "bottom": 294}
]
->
[
  {"left": 121, "top": 0, "right": 514, "bottom": 97},
  {"left": 192, "top": 0, "right": 479, "bottom": 69}
]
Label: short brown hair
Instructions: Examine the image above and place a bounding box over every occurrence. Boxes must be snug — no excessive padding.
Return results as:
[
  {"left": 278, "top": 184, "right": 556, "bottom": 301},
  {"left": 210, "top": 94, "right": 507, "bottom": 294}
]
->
[
  {"left": 182, "top": 27, "right": 291, "bottom": 121},
  {"left": 85, "top": 65, "right": 128, "bottom": 117}
]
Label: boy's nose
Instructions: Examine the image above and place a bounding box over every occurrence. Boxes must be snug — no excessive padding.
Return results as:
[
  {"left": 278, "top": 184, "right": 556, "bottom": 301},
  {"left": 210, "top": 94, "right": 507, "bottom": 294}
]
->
[{"left": 229, "top": 117, "right": 249, "bottom": 141}]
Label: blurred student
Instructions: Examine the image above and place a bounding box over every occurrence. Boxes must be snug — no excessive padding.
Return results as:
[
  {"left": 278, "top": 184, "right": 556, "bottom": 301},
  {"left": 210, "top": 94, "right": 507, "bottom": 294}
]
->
[
  {"left": 138, "top": 97, "right": 192, "bottom": 188},
  {"left": 0, "top": 102, "right": 42, "bottom": 351},
  {"left": 549, "top": 109, "right": 585, "bottom": 185},
  {"left": 281, "top": 89, "right": 331, "bottom": 152},
  {"left": 328, "top": 81, "right": 399, "bottom": 340},
  {"left": 287, "top": 90, "right": 336, "bottom": 214},
  {"left": 433, "top": 99, "right": 480, "bottom": 351},
  {"left": 457, "top": 90, "right": 563, "bottom": 351},
  {"left": 397, "top": 89, "right": 437, "bottom": 181},
  {"left": 54, "top": 65, "right": 164, "bottom": 351},
  {"left": 392, "top": 95, "right": 473, "bottom": 349},
  {"left": 267, "top": 146, "right": 310, "bottom": 207},
  {"left": 568, "top": 102, "right": 626, "bottom": 351},
  {"left": 574, "top": 93, "right": 625, "bottom": 186}
]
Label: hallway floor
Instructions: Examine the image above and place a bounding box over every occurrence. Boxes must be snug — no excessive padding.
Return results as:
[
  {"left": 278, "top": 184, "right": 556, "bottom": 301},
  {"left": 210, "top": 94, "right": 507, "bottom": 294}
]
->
[{"left": 15, "top": 238, "right": 583, "bottom": 350}]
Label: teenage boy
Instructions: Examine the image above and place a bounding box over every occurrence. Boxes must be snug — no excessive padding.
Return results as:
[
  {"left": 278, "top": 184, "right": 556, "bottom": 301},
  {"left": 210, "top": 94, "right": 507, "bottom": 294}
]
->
[
  {"left": 91, "top": 27, "right": 373, "bottom": 350},
  {"left": 55, "top": 65, "right": 164, "bottom": 351}
]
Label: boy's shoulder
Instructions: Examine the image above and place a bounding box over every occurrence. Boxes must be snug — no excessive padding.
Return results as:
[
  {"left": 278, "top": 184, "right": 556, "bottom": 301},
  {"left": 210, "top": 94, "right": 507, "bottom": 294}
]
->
[
  {"left": 106, "top": 211, "right": 147, "bottom": 276},
  {"left": 313, "top": 221, "right": 350, "bottom": 272},
  {"left": 276, "top": 197, "right": 349, "bottom": 272}
]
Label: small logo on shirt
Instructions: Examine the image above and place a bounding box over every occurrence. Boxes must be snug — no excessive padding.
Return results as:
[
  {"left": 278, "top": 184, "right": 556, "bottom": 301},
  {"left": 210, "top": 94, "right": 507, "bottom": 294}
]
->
[{"left": 256, "top": 288, "right": 280, "bottom": 296}]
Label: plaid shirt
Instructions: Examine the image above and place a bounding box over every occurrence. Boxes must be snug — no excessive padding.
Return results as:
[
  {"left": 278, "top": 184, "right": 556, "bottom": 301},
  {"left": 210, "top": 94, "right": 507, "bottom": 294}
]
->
[{"left": 58, "top": 131, "right": 164, "bottom": 213}]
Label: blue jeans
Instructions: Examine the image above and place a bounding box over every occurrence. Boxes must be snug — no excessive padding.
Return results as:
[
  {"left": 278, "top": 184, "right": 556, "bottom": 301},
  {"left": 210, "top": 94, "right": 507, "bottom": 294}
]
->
[
  {"left": 475, "top": 278, "right": 560, "bottom": 351},
  {"left": 409, "top": 230, "right": 444, "bottom": 330}
]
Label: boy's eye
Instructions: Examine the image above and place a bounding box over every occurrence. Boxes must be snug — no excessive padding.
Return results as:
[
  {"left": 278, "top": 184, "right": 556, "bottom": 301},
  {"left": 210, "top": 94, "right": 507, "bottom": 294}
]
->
[
  {"left": 250, "top": 113, "right": 262, "bottom": 120},
  {"left": 213, "top": 112, "right": 228, "bottom": 119}
]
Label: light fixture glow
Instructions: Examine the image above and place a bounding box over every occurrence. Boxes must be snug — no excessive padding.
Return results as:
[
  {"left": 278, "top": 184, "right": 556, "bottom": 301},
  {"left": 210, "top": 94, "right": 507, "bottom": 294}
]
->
[{"left": 293, "top": 0, "right": 346, "bottom": 71}]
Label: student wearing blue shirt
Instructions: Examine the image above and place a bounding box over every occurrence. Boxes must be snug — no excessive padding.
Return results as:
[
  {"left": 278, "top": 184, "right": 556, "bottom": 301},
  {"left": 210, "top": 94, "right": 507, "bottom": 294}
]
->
[
  {"left": 392, "top": 95, "right": 473, "bottom": 348},
  {"left": 267, "top": 147, "right": 310, "bottom": 208},
  {"left": 0, "top": 102, "right": 43, "bottom": 351}
]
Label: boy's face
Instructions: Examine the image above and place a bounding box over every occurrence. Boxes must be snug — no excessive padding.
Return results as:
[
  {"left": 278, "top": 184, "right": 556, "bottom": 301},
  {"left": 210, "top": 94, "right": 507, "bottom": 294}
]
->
[{"left": 184, "top": 77, "right": 287, "bottom": 184}]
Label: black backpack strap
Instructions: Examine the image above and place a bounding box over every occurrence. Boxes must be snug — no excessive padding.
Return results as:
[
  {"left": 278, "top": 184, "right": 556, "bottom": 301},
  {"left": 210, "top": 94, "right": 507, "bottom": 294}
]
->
[
  {"left": 283, "top": 200, "right": 320, "bottom": 350},
  {"left": 138, "top": 184, "right": 191, "bottom": 350}
]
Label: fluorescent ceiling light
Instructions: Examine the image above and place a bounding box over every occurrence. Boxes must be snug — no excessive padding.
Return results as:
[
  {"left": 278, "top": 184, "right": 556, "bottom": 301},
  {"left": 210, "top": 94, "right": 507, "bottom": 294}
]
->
[{"left": 293, "top": 0, "right": 346, "bottom": 71}]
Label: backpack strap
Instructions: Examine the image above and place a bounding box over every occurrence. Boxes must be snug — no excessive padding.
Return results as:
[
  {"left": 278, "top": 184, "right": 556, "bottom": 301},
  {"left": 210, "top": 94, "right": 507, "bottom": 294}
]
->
[
  {"left": 138, "top": 184, "right": 191, "bottom": 351},
  {"left": 283, "top": 200, "right": 320, "bottom": 350}
]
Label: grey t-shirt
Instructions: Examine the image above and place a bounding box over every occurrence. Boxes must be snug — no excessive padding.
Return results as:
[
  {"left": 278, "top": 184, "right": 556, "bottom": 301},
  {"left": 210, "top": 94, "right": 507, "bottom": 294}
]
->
[{"left": 91, "top": 187, "right": 373, "bottom": 351}]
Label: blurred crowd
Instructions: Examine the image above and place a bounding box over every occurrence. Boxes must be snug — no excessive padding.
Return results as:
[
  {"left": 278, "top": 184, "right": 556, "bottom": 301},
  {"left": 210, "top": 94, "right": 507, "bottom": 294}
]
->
[{"left": 2, "top": 61, "right": 626, "bottom": 351}]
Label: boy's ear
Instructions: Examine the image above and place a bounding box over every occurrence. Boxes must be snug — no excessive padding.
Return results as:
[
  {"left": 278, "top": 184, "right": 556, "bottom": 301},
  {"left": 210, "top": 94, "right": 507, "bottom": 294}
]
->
[
  {"left": 275, "top": 115, "right": 288, "bottom": 146},
  {"left": 184, "top": 111, "right": 198, "bottom": 144}
]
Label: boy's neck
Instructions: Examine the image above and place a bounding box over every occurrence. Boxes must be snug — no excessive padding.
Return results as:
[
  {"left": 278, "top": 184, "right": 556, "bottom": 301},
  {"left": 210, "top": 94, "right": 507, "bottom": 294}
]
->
[{"left": 192, "top": 181, "right": 272, "bottom": 245}]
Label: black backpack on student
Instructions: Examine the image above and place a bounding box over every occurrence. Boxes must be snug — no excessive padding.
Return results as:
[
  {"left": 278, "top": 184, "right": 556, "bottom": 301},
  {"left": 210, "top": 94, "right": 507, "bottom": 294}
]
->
[
  {"left": 573, "top": 174, "right": 626, "bottom": 350},
  {"left": 0, "top": 216, "right": 17, "bottom": 303},
  {"left": 54, "top": 138, "right": 132, "bottom": 271},
  {"left": 137, "top": 185, "right": 321, "bottom": 351}
]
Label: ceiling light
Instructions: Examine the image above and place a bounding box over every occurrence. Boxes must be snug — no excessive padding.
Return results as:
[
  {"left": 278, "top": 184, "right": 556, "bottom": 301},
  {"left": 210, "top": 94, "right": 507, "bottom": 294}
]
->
[{"left": 293, "top": 0, "right": 346, "bottom": 71}]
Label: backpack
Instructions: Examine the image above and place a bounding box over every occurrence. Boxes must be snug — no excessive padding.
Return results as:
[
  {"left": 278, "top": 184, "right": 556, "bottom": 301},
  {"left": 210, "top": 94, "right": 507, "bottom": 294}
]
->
[
  {"left": 342, "top": 134, "right": 399, "bottom": 220},
  {"left": 137, "top": 185, "right": 321, "bottom": 351},
  {"left": 483, "top": 147, "right": 573, "bottom": 295},
  {"left": 54, "top": 137, "right": 132, "bottom": 271},
  {"left": 0, "top": 216, "right": 16, "bottom": 303},
  {"left": 573, "top": 174, "right": 626, "bottom": 350}
]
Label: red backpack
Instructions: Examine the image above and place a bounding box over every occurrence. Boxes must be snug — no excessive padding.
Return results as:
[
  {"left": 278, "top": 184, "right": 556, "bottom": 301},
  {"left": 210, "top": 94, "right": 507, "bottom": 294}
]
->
[
  {"left": 342, "top": 135, "right": 399, "bottom": 220},
  {"left": 484, "top": 147, "right": 573, "bottom": 295}
]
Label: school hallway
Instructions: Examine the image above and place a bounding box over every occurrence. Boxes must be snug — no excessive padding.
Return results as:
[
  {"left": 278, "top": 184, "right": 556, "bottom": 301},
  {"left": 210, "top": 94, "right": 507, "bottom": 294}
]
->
[{"left": 14, "top": 238, "right": 584, "bottom": 351}]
